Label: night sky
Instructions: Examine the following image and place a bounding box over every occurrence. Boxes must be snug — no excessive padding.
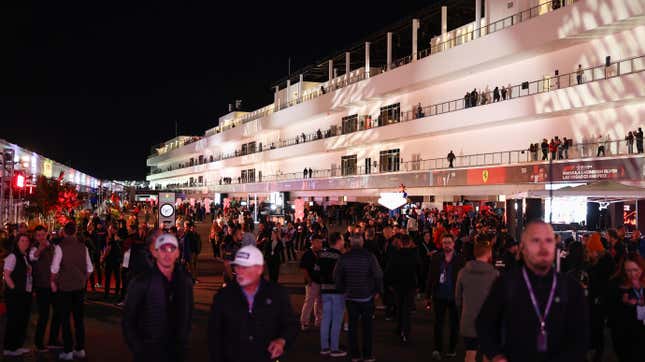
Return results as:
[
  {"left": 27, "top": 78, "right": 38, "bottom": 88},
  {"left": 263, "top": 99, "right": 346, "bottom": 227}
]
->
[{"left": 0, "top": 1, "right": 473, "bottom": 180}]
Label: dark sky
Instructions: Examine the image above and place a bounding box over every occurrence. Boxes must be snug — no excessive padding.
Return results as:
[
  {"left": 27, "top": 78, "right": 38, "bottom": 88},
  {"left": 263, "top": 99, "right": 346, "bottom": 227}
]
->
[{"left": 0, "top": 1, "right": 472, "bottom": 180}]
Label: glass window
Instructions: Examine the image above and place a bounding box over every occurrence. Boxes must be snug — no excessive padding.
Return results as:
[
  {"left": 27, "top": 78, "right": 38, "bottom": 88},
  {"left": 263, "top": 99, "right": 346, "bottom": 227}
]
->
[
  {"left": 342, "top": 115, "right": 358, "bottom": 135},
  {"left": 379, "top": 103, "right": 400, "bottom": 125},
  {"left": 379, "top": 149, "right": 400, "bottom": 172},
  {"left": 341, "top": 155, "right": 357, "bottom": 176}
]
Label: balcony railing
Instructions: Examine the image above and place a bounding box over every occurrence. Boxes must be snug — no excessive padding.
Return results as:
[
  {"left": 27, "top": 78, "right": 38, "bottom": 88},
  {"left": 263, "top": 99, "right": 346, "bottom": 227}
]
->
[
  {"left": 149, "top": 53, "right": 645, "bottom": 177},
  {"left": 392, "top": 0, "right": 577, "bottom": 70},
  {"left": 161, "top": 138, "right": 640, "bottom": 190},
  {"left": 200, "top": 0, "right": 577, "bottom": 134}
]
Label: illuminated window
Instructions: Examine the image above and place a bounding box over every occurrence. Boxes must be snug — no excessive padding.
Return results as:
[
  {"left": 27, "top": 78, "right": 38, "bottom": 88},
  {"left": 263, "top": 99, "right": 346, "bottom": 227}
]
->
[{"left": 341, "top": 155, "right": 357, "bottom": 176}]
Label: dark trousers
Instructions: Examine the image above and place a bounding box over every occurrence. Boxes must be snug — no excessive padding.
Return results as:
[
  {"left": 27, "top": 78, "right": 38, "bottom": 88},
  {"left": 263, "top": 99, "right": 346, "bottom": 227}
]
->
[
  {"left": 285, "top": 242, "right": 296, "bottom": 261},
  {"left": 59, "top": 290, "right": 85, "bottom": 353},
  {"left": 210, "top": 239, "right": 220, "bottom": 258},
  {"left": 637, "top": 141, "right": 643, "bottom": 153},
  {"left": 597, "top": 146, "right": 605, "bottom": 157},
  {"left": 542, "top": 149, "right": 548, "bottom": 160},
  {"left": 121, "top": 267, "right": 129, "bottom": 298},
  {"left": 104, "top": 263, "right": 121, "bottom": 297},
  {"left": 433, "top": 298, "right": 459, "bottom": 353},
  {"left": 35, "top": 288, "right": 61, "bottom": 348},
  {"left": 395, "top": 289, "right": 415, "bottom": 337},
  {"left": 267, "top": 260, "right": 280, "bottom": 283},
  {"left": 347, "top": 299, "right": 375, "bottom": 359},
  {"left": 3, "top": 291, "right": 31, "bottom": 351},
  {"left": 589, "top": 304, "right": 605, "bottom": 361}
]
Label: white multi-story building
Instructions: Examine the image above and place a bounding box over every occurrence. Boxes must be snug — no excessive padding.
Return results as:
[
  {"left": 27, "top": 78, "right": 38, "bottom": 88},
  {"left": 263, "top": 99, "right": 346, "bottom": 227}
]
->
[{"left": 147, "top": 0, "right": 645, "bottom": 218}]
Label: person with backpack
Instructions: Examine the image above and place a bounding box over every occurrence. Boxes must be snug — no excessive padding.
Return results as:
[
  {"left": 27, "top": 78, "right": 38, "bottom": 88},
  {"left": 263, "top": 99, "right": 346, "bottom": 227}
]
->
[{"left": 476, "top": 221, "right": 589, "bottom": 362}]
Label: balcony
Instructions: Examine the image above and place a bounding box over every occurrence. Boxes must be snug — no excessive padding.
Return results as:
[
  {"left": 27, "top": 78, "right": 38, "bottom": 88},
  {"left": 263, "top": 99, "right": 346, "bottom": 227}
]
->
[
  {"left": 196, "top": 0, "right": 580, "bottom": 140},
  {"left": 147, "top": 53, "right": 645, "bottom": 179},
  {"left": 158, "top": 137, "right": 644, "bottom": 193}
]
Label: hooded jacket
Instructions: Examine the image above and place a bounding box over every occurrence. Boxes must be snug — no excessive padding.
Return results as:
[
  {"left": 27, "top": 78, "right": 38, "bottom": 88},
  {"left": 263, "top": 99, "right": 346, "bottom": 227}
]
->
[{"left": 455, "top": 260, "right": 499, "bottom": 338}]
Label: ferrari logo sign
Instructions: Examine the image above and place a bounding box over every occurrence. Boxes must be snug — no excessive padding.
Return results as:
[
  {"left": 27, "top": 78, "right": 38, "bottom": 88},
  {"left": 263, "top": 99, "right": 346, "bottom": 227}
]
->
[{"left": 482, "top": 170, "right": 489, "bottom": 183}]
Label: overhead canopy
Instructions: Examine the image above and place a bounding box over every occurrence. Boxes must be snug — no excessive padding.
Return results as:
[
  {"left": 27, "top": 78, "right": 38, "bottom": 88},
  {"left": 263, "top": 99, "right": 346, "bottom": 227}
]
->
[{"left": 521, "top": 181, "right": 645, "bottom": 203}]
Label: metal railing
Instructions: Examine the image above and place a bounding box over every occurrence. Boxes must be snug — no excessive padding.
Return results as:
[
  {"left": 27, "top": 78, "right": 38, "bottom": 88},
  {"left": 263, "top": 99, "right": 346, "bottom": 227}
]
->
[
  {"left": 392, "top": 0, "right": 577, "bottom": 70},
  {"left": 183, "top": 138, "right": 640, "bottom": 189},
  {"left": 191, "top": 0, "right": 575, "bottom": 140},
  {"left": 149, "top": 53, "right": 645, "bottom": 177}
]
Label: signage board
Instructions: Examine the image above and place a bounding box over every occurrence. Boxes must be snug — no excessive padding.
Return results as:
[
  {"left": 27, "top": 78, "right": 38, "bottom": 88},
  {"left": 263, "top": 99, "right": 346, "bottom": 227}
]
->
[
  {"left": 158, "top": 192, "right": 176, "bottom": 229},
  {"left": 378, "top": 192, "right": 407, "bottom": 210}
]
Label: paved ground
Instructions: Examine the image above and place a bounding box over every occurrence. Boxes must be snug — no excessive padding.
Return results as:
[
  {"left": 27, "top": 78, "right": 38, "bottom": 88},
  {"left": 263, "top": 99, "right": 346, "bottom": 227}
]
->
[{"left": 0, "top": 220, "right": 619, "bottom": 361}]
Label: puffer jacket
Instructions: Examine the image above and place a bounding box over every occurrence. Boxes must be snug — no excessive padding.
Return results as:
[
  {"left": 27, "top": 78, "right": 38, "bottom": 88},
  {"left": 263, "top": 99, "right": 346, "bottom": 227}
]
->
[{"left": 122, "top": 264, "right": 194, "bottom": 362}]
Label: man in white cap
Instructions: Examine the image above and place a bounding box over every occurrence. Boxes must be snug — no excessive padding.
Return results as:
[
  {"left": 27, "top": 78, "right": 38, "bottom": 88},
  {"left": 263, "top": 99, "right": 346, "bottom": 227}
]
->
[
  {"left": 208, "top": 245, "right": 298, "bottom": 362},
  {"left": 123, "top": 233, "right": 194, "bottom": 362}
]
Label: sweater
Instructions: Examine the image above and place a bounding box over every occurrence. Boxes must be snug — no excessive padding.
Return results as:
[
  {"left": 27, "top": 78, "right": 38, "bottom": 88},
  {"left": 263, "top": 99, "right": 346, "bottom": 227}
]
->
[{"left": 455, "top": 260, "right": 499, "bottom": 337}]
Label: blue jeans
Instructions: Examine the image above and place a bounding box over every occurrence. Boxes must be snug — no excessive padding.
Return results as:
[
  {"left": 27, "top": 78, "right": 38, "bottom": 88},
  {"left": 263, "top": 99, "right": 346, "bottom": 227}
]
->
[{"left": 320, "top": 293, "right": 345, "bottom": 351}]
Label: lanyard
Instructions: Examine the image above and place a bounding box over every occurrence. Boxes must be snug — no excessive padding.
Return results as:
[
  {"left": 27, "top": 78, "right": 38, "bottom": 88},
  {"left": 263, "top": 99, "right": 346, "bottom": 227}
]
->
[
  {"left": 522, "top": 267, "right": 557, "bottom": 334},
  {"left": 634, "top": 288, "right": 644, "bottom": 301}
]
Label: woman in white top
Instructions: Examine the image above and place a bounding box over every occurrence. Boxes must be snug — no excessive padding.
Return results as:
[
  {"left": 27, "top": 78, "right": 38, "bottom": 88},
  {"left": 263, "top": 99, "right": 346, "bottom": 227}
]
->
[{"left": 3, "top": 233, "right": 33, "bottom": 357}]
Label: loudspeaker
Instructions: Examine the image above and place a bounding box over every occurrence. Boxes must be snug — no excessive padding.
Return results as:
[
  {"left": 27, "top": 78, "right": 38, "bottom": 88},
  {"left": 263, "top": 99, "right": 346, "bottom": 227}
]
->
[
  {"left": 605, "top": 56, "right": 611, "bottom": 67},
  {"left": 522, "top": 81, "right": 529, "bottom": 89}
]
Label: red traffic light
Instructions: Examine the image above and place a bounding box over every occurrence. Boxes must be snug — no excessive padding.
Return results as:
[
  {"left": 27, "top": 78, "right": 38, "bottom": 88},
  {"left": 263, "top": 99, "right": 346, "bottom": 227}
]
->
[{"left": 14, "top": 173, "right": 26, "bottom": 189}]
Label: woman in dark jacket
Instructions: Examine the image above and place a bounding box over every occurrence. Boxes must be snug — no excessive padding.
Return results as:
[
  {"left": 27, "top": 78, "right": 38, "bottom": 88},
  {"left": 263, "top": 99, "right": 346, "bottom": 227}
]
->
[
  {"left": 2, "top": 234, "right": 33, "bottom": 356},
  {"left": 264, "top": 227, "right": 284, "bottom": 283},
  {"left": 607, "top": 253, "right": 645, "bottom": 362},
  {"left": 385, "top": 235, "right": 421, "bottom": 343}
]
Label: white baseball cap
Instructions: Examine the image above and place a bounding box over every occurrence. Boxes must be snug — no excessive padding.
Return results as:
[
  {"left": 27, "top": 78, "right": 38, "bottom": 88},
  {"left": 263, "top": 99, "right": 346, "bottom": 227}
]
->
[
  {"left": 233, "top": 245, "right": 264, "bottom": 267},
  {"left": 155, "top": 233, "right": 179, "bottom": 250}
]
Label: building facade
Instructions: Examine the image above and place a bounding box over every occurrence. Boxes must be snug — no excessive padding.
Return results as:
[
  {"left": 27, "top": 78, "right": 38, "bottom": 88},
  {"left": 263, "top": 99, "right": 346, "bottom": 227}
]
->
[{"left": 146, "top": 0, "right": 645, "bottom": 223}]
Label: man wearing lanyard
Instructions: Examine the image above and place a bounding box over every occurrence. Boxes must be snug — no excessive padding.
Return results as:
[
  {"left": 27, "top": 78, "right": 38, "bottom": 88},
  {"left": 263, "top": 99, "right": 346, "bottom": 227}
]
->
[{"left": 476, "top": 221, "right": 589, "bottom": 362}]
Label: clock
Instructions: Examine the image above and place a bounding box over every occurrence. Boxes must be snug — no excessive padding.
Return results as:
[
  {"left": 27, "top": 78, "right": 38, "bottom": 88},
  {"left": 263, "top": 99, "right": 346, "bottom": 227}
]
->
[{"left": 160, "top": 203, "right": 175, "bottom": 217}]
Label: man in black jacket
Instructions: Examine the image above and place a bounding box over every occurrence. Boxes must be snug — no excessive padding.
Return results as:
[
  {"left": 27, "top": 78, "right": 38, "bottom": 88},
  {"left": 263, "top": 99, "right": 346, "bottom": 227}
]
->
[
  {"left": 334, "top": 235, "right": 383, "bottom": 362},
  {"left": 385, "top": 234, "right": 421, "bottom": 344},
  {"left": 208, "top": 245, "right": 298, "bottom": 362},
  {"left": 426, "top": 233, "right": 465, "bottom": 360},
  {"left": 122, "top": 233, "right": 194, "bottom": 362},
  {"left": 476, "top": 221, "right": 589, "bottom": 362}
]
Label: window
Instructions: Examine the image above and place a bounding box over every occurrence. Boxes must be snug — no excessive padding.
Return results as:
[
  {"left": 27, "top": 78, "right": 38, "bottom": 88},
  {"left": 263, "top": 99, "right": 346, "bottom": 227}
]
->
[
  {"left": 189, "top": 158, "right": 195, "bottom": 166},
  {"left": 365, "top": 158, "right": 372, "bottom": 174},
  {"left": 240, "top": 169, "right": 256, "bottom": 183},
  {"left": 341, "top": 155, "right": 357, "bottom": 176},
  {"left": 198, "top": 155, "right": 204, "bottom": 164},
  {"left": 379, "top": 149, "right": 400, "bottom": 172},
  {"left": 241, "top": 144, "right": 248, "bottom": 155},
  {"left": 379, "top": 103, "right": 400, "bottom": 125},
  {"left": 342, "top": 115, "right": 358, "bottom": 134},
  {"left": 198, "top": 176, "right": 203, "bottom": 185},
  {"left": 248, "top": 142, "right": 256, "bottom": 154},
  {"left": 209, "top": 155, "right": 214, "bottom": 162}
]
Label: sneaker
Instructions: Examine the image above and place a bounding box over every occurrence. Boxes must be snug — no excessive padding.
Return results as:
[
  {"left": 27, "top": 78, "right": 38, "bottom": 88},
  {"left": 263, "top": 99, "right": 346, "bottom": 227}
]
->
[
  {"left": 3, "top": 350, "right": 21, "bottom": 356},
  {"left": 59, "top": 352, "right": 74, "bottom": 360},
  {"left": 47, "top": 343, "right": 63, "bottom": 350},
  {"left": 320, "top": 349, "right": 331, "bottom": 356},
  {"left": 74, "top": 350, "right": 86, "bottom": 358},
  {"left": 432, "top": 350, "right": 442, "bottom": 360},
  {"left": 15, "top": 348, "right": 30, "bottom": 354},
  {"left": 364, "top": 357, "right": 376, "bottom": 362},
  {"left": 330, "top": 350, "right": 348, "bottom": 358},
  {"left": 445, "top": 351, "right": 456, "bottom": 358}
]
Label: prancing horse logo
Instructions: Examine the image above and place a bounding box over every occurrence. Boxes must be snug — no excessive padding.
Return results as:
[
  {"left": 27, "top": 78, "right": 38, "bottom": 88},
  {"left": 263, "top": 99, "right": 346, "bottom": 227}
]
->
[{"left": 482, "top": 170, "right": 489, "bottom": 183}]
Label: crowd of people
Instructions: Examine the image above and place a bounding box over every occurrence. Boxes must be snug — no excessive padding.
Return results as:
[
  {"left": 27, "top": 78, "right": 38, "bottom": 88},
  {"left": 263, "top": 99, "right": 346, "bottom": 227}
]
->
[
  {"left": 2, "top": 201, "right": 645, "bottom": 361},
  {"left": 464, "top": 84, "right": 512, "bottom": 108}
]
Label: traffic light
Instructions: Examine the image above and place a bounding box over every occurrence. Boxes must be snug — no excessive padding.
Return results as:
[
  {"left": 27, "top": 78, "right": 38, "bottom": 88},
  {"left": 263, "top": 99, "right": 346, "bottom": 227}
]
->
[{"left": 14, "top": 172, "right": 26, "bottom": 189}]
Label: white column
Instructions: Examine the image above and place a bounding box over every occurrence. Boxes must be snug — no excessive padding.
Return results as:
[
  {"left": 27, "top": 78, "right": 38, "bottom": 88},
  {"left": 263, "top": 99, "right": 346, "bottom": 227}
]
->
[
  {"left": 286, "top": 79, "right": 291, "bottom": 104},
  {"left": 386, "top": 32, "right": 392, "bottom": 71},
  {"left": 328, "top": 60, "right": 333, "bottom": 81},
  {"left": 365, "top": 42, "right": 370, "bottom": 77},
  {"left": 345, "top": 52, "right": 350, "bottom": 77},
  {"left": 441, "top": 6, "right": 447, "bottom": 38},
  {"left": 412, "top": 18, "right": 420, "bottom": 61},
  {"left": 485, "top": 0, "right": 490, "bottom": 26},
  {"left": 273, "top": 86, "right": 279, "bottom": 110},
  {"left": 299, "top": 74, "right": 304, "bottom": 101},
  {"left": 475, "top": 0, "right": 481, "bottom": 39}
]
